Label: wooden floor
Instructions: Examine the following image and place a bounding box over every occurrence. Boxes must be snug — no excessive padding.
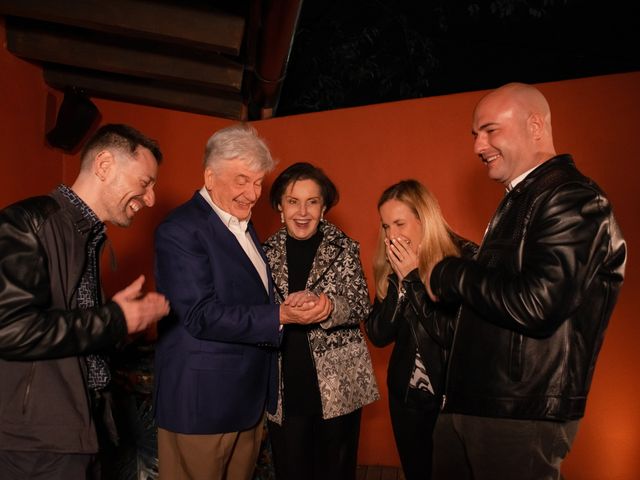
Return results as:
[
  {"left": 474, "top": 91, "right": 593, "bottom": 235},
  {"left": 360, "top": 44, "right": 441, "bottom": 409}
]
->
[{"left": 356, "top": 465, "right": 405, "bottom": 480}]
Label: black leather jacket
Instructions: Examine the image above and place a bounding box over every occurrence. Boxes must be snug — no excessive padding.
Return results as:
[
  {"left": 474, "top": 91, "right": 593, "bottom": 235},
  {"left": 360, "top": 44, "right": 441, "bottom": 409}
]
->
[
  {"left": 366, "top": 237, "right": 476, "bottom": 406},
  {"left": 0, "top": 190, "right": 127, "bottom": 453},
  {"left": 431, "top": 155, "right": 626, "bottom": 421}
]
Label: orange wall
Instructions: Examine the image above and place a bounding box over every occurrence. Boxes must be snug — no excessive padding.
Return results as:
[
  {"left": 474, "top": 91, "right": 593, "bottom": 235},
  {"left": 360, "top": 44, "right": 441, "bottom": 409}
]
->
[
  {"left": 1, "top": 21, "right": 638, "bottom": 478},
  {"left": 0, "top": 18, "right": 62, "bottom": 206}
]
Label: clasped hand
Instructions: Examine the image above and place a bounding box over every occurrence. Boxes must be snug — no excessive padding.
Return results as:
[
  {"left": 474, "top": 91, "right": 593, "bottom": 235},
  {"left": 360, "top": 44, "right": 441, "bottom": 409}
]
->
[
  {"left": 386, "top": 236, "right": 418, "bottom": 281},
  {"left": 280, "top": 290, "right": 332, "bottom": 325}
]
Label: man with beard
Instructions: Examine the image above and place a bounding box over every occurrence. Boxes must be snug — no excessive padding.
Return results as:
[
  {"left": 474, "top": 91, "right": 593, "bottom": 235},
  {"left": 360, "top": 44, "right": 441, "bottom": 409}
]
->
[{"left": 0, "top": 124, "right": 170, "bottom": 479}]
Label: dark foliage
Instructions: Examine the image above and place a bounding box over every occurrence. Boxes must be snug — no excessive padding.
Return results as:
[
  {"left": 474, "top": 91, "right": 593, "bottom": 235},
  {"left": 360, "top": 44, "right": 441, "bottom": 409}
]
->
[{"left": 277, "top": 0, "right": 640, "bottom": 115}]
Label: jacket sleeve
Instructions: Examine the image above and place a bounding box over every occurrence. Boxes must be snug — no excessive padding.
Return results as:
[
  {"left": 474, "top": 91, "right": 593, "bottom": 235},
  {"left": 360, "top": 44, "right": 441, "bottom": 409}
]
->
[
  {"left": 320, "top": 240, "right": 371, "bottom": 329},
  {"left": 0, "top": 205, "right": 127, "bottom": 361},
  {"left": 365, "top": 275, "right": 403, "bottom": 347},
  {"left": 154, "top": 217, "right": 281, "bottom": 345},
  {"left": 430, "top": 183, "right": 624, "bottom": 337},
  {"left": 402, "top": 269, "right": 452, "bottom": 348}
]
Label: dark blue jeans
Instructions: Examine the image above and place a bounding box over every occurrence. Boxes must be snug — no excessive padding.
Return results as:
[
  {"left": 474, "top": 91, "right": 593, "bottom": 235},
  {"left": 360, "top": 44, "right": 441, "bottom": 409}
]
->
[{"left": 432, "top": 413, "right": 579, "bottom": 480}]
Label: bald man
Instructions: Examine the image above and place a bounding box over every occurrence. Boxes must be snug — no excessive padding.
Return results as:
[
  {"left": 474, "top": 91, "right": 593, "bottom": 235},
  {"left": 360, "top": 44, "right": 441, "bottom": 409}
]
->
[{"left": 428, "top": 83, "right": 626, "bottom": 479}]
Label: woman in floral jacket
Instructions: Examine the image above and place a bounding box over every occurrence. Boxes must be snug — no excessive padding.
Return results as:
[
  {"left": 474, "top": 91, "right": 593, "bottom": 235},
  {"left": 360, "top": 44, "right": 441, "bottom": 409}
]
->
[{"left": 263, "top": 162, "right": 379, "bottom": 480}]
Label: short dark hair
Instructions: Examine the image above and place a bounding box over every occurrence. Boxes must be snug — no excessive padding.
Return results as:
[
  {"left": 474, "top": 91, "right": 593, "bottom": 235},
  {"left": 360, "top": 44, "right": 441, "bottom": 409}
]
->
[
  {"left": 80, "top": 124, "right": 162, "bottom": 169},
  {"left": 269, "top": 162, "right": 339, "bottom": 212}
]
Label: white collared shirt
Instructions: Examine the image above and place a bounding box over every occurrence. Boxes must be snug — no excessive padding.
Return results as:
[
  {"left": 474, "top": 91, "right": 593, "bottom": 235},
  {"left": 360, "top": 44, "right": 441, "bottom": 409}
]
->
[
  {"left": 507, "top": 164, "right": 542, "bottom": 192},
  {"left": 199, "top": 187, "right": 269, "bottom": 291}
]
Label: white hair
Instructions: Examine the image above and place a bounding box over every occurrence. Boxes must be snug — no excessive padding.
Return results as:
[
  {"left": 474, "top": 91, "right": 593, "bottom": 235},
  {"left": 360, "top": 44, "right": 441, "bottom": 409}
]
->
[{"left": 203, "top": 123, "right": 275, "bottom": 173}]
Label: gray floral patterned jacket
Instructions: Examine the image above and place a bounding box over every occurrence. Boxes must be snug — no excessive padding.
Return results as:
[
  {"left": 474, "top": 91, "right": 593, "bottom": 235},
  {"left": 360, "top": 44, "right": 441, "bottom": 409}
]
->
[{"left": 263, "top": 221, "right": 380, "bottom": 423}]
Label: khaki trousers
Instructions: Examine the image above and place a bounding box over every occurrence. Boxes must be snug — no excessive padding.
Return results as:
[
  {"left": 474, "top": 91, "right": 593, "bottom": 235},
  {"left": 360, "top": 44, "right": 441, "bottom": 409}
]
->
[{"left": 158, "top": 418, "right": 264, "bottom": 480}]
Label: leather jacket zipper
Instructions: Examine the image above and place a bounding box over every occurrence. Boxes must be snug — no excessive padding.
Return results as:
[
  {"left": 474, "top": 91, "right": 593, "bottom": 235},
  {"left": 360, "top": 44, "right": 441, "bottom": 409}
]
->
[
  {"left": 406, "top": 319, "right": 425, "bottom": 404},
  {"left": 441, "top": 306, "right": 463, "bottom": 411},
  {"left": 22, "top": 362, "right": 36, "bottom": 414},
  {"left": 478, "top": 193, "right": 513, "bottom": 252},
  {"left": 390, "top": 280, "right": 412, "bottom": 403},
  {"left": 442, "top": 195, "right": 513, "bottom": 408}
]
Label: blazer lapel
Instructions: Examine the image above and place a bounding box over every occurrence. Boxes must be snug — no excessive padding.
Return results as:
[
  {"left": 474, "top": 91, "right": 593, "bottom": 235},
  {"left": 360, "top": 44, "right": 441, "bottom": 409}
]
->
[
  {"left": 247, "top": 222, "right": 273, "bottom": 298},
  {"left": 198, "top": 195, "right": 267, "bottom": 293}
]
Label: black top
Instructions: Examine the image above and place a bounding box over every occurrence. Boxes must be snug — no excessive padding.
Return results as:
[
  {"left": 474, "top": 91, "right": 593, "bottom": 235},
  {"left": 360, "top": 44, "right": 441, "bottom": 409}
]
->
[{"left": 282, "top": 229, "right": 323, "bottom": 416}]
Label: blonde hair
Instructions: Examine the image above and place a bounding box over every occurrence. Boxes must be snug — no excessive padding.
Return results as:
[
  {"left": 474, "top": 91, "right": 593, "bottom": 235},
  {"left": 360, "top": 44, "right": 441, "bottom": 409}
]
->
[{"left": 373, "top": 179, "right": 460, "bottom": 300}]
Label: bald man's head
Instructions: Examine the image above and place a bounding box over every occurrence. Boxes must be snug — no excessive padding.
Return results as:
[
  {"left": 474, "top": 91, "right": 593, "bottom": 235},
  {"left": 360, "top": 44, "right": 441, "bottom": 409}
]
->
[
  {"left": 478, "top": 83, "right": 551, "bottom": 125},
  {"left": 472, "top": 83, "right": 557, "bottom": 186}
]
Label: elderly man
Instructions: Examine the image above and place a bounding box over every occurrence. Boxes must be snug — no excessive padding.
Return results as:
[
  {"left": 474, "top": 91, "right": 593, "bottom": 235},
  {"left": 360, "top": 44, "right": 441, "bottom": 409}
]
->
[
  {"left": 0, "top": 124, "right": 170, "bottom": 479},
  {"left": 154, "top": 123, "right": 331, "bottom": 480},
  {"left": 429, "top": 83, "right": 626, "bottom": 479}
]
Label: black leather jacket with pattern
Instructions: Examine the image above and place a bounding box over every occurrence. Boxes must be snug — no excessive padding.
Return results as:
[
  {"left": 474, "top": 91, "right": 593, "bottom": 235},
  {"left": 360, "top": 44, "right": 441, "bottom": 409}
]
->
[
  {"left": 431, "top": 155, "right": 626, "bottom": 421},
  {"left": 0, "top": 190, "right": 127, "bottom": 453}
]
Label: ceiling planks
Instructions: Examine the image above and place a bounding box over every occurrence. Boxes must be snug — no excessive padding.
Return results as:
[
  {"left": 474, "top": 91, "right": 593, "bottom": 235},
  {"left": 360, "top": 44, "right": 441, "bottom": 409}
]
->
[
  {"left": 0, "top": 0, "right": 245, "bottom": 54},
  {"left": 0, "top": 0, "right": 302, "bottom": 120},
  {"left": 44, "top": 66, "right": 245, "bottom": 120},
  {"left": 6, "top": 18, "right": 244, "bottom": 92}
]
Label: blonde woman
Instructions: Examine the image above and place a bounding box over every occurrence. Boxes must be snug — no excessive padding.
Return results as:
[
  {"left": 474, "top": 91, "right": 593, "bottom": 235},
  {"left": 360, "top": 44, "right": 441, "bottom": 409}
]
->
[{"left": 365, "top": 179, "right": 475, "bottom": 480}]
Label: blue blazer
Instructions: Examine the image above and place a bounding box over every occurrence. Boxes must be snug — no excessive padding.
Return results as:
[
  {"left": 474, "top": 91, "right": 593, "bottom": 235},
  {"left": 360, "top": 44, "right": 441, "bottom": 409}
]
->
[{"left": 153, "top": 192, "right": 280, "bottom": 434}]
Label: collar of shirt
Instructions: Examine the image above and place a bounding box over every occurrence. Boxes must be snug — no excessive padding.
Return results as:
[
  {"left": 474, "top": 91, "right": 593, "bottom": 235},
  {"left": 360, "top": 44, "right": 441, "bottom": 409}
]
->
[
  {"left": 198, "top": 187, "right": 269, "bottom": 292},
  {"left": 506, "top": 164, "right": 542, "bottom": 192},
  {"left": 199, "top": 187, "right": 250, "bottom": 233},
  {"left": 57, "top": 183, "right": 105, "bottom": 237}
]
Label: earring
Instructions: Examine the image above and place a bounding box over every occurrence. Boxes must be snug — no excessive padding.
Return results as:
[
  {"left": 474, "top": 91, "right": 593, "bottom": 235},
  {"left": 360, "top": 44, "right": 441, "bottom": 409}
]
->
[
  {"left": 280, "top": 212, "right": 285, "bottom": 223},
  {"left": 320, "top": 208, "right": 325, "bottom": 222}
]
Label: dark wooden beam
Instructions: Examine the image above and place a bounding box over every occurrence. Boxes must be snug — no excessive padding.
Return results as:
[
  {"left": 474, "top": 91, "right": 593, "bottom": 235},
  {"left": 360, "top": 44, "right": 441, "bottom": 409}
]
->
[
  {"left": 249, "top": 0, "right": 303, "bottom": 119},
  {"left": 44, "top": 66, "right": 245, "bottom": 120},
  {"left": 0, "top": 0, "right": 245, "bottom": 55},
  {"left": 6, "top": 19, "right": 243, "bottom": 92}
]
